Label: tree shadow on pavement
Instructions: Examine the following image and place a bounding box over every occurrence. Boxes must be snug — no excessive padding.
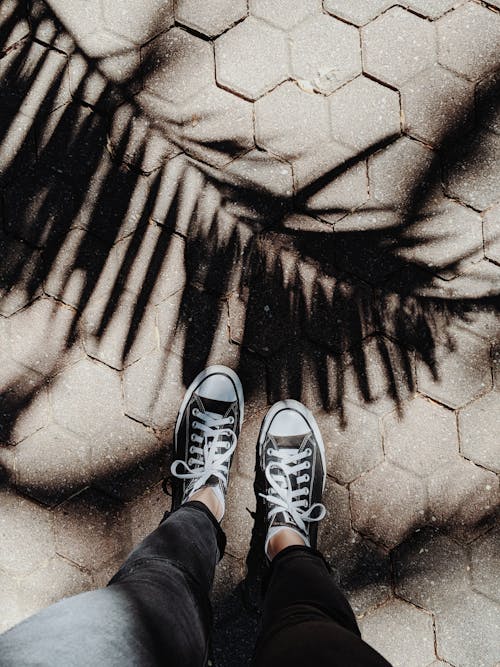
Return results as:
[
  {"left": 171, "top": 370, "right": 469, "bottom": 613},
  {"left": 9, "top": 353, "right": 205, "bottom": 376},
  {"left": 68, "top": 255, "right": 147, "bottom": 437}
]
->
[{"left": 0, "top": 4, "right": 499, "bottom": 664}]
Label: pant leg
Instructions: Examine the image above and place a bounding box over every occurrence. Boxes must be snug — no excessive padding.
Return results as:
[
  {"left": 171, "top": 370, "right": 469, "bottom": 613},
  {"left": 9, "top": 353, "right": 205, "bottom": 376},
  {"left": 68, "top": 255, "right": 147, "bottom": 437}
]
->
[
  {"left": 253, "top": 545, "right": 392, "bottom": 667},
  {"left": 0, "top": 501, "right": 224, "bottom": 667}
]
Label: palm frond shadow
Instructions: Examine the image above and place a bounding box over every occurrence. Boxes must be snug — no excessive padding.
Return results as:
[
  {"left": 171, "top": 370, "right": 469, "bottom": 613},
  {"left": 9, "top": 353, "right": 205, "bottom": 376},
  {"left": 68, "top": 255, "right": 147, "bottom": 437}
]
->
[{"left": 0, "top": 0, "right": 497, "bottom": 525}]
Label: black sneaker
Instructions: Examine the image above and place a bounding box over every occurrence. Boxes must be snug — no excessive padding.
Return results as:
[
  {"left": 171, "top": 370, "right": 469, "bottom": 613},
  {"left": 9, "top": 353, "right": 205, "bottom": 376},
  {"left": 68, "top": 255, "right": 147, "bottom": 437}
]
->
[
  {"left": 258, "top": 399, "right": 326, "bottom": 557},
  {"left": 170, "top": 365, "right": 244, "bottom": 517}
]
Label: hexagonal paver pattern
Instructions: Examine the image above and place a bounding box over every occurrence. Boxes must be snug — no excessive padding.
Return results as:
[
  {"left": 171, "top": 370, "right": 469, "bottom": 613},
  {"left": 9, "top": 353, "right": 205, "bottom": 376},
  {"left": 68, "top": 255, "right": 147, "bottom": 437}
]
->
[
  {"left": 437, "top": 2, "right": 500, "bottom": 81},
  {"left": 470, "top": 528, "right": 499, "bottom": 603},
  {"left": 401, "top": 65, "right": 474, "bottom": 146},
  {"left": 176, "top": 0, "right": 247, "bottom": 37},
  {"left": 417, "top": 327, "right": 492, "bottom": 408},
  {"left": 329, "top": 75, "right": 401, "bottom": 152},
  {"left": 103, "top": 0, "right": 174, "bottom": 44},
  {"left": 362, "top": 7, "right": 437, "bottom": 88},
  {"left": 14, "top": 424, "right": 92, "bottom": 506},
  {"left": 215, "top": 17, "right": 288, "bottom": 100},
  {"left": 324, "top": 0, "right": 393, "bottom": 27},
  {"left": 255, "top": 82, "right": 330, "bottom": 160},
  {"left": 427, "top": 459, "right": 498, "bottom": 537},
  {"left": 369, "top": 137, "right": 434, "bottom": 212},
  {"left": 0, "top": 489, "right": 54, "bottom": 575},
  {"left": 54, "top": 488, "right": 126, "bottom": 570},
  {"left": 250, "top": 0, "right": 321, "bottom": 30},
  {"left": 459, "top": 391, "right": 500, "bottom": 473},
  {"left": 435, "top": 591, "right": 500, "bottom": 667},
  {"left": 445, "top": 130, "right": 500, "bottom": 211},
  {"left": 477, "top": 70, "right": 500, "bottom": 136},
  {"left": 350, "top": 462, "right": 427, "bottom": 548},
  {"left": 484, "top": 204, "right": 500, "bottom": 265},
  {"left": 360, "top": 599, "right": 436, "bottom": 667},
  {"left": 290, "top": 15, "right": 361, "bottom": 94},
  {"left": 223, "top": 149, "right": 294, "bottom": 199},
  {"left": 0, "top": 233, "right": 41, "bottom": 317},
  {"left": 384, "top": 396, "right": 458, "bottom": 477},
  {"left": 143, "top": 28, "right": 215, "bottom": 104},
  {"left": 315, "top": 402, "right": 383, "bottom": 484},
  {"left": 395, "top": 530, "right": 470, "bottom": 613},
  {"left": 0, "top": 0, "right": 29, "bottom": 53}
]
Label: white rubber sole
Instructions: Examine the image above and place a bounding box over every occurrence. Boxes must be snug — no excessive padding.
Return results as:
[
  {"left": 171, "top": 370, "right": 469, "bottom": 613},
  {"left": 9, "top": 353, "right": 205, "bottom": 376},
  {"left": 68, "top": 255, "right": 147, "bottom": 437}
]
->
[
  {"left": 174, "top": 365, "right": 245, "bottom": 448},
  {"left": 258, "top": 399, "right": 326, "bottom": 492}
]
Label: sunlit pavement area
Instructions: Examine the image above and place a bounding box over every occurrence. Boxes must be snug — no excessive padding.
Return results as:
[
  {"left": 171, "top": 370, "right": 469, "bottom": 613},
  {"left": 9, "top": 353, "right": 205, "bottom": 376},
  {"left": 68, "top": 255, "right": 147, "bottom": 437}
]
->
[{"left": 0, "top": 1, "right": 499, "bottom": 664}]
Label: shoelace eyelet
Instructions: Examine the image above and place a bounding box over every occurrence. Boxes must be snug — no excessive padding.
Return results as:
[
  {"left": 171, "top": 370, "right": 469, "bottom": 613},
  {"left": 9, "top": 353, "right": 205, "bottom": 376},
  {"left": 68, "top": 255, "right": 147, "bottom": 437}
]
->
[
  {"left": 304, "top": 461, "right": 311, "bottom": 469},
  {"left": 305, "top": 448, "right": 312, "bottom": 455},
  {"left": 190, "top": 434, "right": 197, "bottom": 442},
  {"left": 192, "top": 407, "right": 199, "bottom": 417}
]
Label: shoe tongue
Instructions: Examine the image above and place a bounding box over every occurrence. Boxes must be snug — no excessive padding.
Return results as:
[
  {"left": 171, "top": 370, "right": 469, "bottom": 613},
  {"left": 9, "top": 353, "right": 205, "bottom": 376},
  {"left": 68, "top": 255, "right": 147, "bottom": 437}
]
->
[
  {"left": 197, "top": 395, "right": 231, "bottom": 417},
  {"left": 272, "top": 434, "right": 307, "bottom": 449}
]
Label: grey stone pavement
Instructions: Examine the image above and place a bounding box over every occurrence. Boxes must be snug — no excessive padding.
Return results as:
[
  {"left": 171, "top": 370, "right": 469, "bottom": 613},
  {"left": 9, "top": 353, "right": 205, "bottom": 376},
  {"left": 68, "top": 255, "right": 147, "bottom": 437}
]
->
[{"left": 0, "top": 0, "right": 499, "bottom": 665}]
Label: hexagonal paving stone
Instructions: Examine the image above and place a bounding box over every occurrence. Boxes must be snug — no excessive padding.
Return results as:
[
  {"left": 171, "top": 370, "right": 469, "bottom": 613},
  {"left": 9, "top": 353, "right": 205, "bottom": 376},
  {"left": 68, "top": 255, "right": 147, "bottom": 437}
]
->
[
  {"left": 315, "top": 402, "right": 383, "bottom": 484},
  {"left": 384, "top": 396, "right": 459, "bottom": 477},
  {"left": 329, "top": 75, "right": 401, "bottom": 152},
  {"left": 50, "top": 357, "right": 124, "bottom": 440},
  {"left": 318, "top": 477, "right": 356, "bottom": 565},
  {"left": 14, "top": 424, "right": 92, "bottom": 506},
  {"left": 6, "top": 298, "right": 83, "bottom": 377},
  {"left": 444, "top": 130, "right": 500, "bottom": 211},
  {"left": 401, "top": 65, "right": 474, "bottom": 146},
  {"left": 76, "top": 30, "right": 140, "bottom": 86},
  {"left": 340, "top": 539, "right": 392, "bottom": 616},
  {"left": 416, "top": 327, "right": 492, "bottom": 409},
  {"left": 103, "top": 0, "right": 174, "bottom": 45},
  {"left": 324, "top": 0, "right": 393, "bottom": 27},
  {"left": 0, "top": 571, "right": 31, "bottom": 633},
  {"left": 470, "top": 528, "right": 499, "bottom": 603},
  {"left": 368, "top": 136, "right": 435, "bottom": 212},
  {"left": 458, "top": 391, "right": 500, "bottom": 473},
  {"left": 437, "top": 2, "right": 500, "bottom": 81},
  {"left": 255, "top": 82, "right": 330, "bottom": 160},
  {"left": 395, "top": 530, "right": 470, "bottom": 613},
  {"left": 178, "top": 83, "right": 254, "bottom": 168},
  {"left": 395, "top": 199, "right": 483, "bottom": 280},
  {"left": 81, "top": 291, "right": 157, "bottom": 371},
  {"left": 435, "top": 590, "right": 500, "bottom": 667},
  {"left": 250, "top": 0, "right": 321, "bottom": 30},
  {"left": 362, "top": 7, "right": 437, "bottom": 88},
  {"left": 176, "top": 0, "right": 247, "bottom": 37},
  {"left": 404, "top": 0, "right": 463, "bottom": 19},
  {"left": 484, "top": 204, "right": 500, "bottom": 265},
  {"left": 54, "top": 488, "right": 127, "bottom": 570},
  {"left": 350, "top": 462, "right": 427, "bottom": 548},
  {"left": 0, "top": 489, "right": 54, "bottom": 575},
  {"left": 427, "top": 459, "right": 498, "bottom": 538},
  {"left": 343, "top": 336, "right": 415, "bottom": 416},
  {"left": 0, "top": 356, "right": 49, "bottom": 445},
  {"left": 360, "top": 599, "right": 436, "bottom": 667},
  {"left": 290, "top": 14, "right": 361, "bottom": 95},
  {"left": 215, "top": 17, "right": 288, "bottom": 101},
  {"left": 142, "top": 28, "right": 215, "bottom": 104},
  {"left": 223, "top": 473, "right": 255, "bottom": 559},
  {"left": 126, "top": 482, "right": 167, "bottom": 546}
]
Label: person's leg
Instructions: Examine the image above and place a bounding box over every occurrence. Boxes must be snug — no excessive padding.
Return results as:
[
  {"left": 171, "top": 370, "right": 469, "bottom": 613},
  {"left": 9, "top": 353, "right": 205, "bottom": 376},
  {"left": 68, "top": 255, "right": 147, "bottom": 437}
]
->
[
  {"left": 253, "top": 400, "right": 391, "bottom": 667},
  {"left": 0, "top": 365, "right": 244, "bottom": 667},
  {"left": 0, "top": 501, "right": 223, "bottom": 667}
]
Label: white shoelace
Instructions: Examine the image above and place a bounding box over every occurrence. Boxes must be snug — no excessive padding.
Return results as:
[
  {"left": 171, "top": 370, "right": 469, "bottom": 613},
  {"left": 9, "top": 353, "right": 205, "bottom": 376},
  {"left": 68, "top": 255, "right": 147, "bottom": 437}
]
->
[
  {"left": 171, "top": 408, "right": 237, "bottom": 496},
  {"left": 260, "top": 447, "right": 326, "bottom": 533}
]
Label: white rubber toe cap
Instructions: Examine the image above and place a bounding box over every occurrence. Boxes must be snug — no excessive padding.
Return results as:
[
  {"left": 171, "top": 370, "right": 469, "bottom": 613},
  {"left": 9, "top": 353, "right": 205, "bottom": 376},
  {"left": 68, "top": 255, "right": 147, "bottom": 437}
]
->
[
  {"left": 268, "top": 409, "right": 310, "bottom": 437},
  {"left": 197, "top": 373, "right": 237, "bottom": 403}
]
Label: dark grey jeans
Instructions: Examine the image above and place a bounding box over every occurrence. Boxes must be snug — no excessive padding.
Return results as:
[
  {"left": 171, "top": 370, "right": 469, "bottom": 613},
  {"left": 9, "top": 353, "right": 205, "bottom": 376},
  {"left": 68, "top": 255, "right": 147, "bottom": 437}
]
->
[{"left": 0, "top": 501, "right": 390, "bottom": 667}]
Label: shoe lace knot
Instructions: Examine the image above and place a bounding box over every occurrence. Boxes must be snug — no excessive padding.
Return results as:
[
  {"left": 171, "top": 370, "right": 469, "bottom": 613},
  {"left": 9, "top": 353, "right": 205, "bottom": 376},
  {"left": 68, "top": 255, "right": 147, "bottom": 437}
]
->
[
  {"left": 170, "top": 408, "right": 237, "bottom": 494},
  {"left": 260, "top": 447, "right": 326, "bottom": 533}
]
